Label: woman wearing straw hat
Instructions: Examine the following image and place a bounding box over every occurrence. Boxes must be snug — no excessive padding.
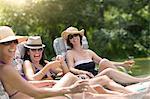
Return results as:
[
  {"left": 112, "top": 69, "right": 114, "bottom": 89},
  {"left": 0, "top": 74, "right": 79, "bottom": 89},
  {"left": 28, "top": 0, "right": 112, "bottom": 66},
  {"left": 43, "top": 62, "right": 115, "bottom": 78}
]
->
[
  {"left": 23, "top": 36, "right": 69, "bottom": 81},
  {"left": 62, "top": 26, "right": 150, "bottom": 85},
  {"left": 0, "top": 26, "right": 90, "bottom": 99},
  {"left": 22, "top": 36, "right": 136, "bottom": 95}
]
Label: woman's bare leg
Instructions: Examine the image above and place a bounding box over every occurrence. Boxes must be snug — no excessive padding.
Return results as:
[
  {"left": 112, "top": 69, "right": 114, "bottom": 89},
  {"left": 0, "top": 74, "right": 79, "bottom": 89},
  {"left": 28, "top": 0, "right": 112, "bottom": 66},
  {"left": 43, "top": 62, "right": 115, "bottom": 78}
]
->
[
  {"left": 99, "top": 59, "right": 117, "bottom": 72},
  {"left": 53, "top": 72, "right": 78, "bottom": 88},
  {"left": 89, "top": 75, "right": 132, "bottom": 93},
  {"left": 97, "top": 68, "right": 150, "bottom": 84},
  {"left": 53, "top": 72, "right": 97, "bottom": 94},
  {"left": 43, "top": 96, "right": 68, "bottom": 99},
  {"left": 91, "top": 84, "right": 123, "bottom": 95}
]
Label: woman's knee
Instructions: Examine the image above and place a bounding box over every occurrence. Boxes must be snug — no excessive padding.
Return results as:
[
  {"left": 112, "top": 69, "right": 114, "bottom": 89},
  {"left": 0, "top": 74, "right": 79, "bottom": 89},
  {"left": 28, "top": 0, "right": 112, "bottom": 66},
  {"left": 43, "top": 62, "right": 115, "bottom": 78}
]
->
[
  {"left": 64, "top": 72, "right": 79, "bottom": 81},
  {"left": 99, "top": 59, "right": 111, "bottom": 69},
  {"left": 53, "top": 72, "right": 78, "bottom": 88},
  {"left": 99, "top": 59, "right": 110, "bottom": 65},
  {"left": 96, "top": 75, "right": 112, "bottom": 85},
  {"left": 101, "top": 75, "right": 111, "bottom": 82}
]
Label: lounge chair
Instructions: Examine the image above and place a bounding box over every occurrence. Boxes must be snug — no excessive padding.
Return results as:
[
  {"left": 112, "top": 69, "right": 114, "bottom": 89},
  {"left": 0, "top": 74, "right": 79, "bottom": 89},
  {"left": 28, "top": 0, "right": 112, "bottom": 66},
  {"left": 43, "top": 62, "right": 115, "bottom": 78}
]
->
[
  {"left": 14, "top": 41, "right": 26, "bottom": 77},
  {"left": 126, "top": 81, "right": 150, "bottom": 93},
  {"left": 0, "top": 81, "right": 9, "bottom": 99}
]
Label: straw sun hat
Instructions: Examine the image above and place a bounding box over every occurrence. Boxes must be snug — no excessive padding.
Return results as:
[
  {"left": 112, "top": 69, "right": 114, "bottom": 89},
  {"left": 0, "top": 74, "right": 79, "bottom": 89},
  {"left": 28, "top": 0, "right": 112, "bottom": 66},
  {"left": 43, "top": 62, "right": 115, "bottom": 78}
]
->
[
  {"left": 24, "top": 36, "right": 45, "bottom": 49},
  {"left": 0, "top": 26, "right": 27, "bottom": 43},
  {"left": 61, "top": 26, "right": 84, "bottom": 40}
]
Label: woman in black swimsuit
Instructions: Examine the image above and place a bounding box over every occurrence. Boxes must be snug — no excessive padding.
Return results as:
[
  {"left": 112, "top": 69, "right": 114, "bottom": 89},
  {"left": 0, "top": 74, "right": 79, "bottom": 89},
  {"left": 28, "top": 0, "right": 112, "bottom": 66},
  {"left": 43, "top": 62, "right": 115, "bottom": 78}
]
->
[{"left": 62, "top": 26, "right": 150, "bottom": 85}]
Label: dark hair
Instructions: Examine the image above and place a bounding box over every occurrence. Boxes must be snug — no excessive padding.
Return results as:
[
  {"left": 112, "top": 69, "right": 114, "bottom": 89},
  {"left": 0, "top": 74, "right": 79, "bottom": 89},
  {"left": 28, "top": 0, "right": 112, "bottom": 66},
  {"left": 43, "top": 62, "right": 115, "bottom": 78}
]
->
[
  {"left": 66, "top": 34, "right": 82, "bottom": 48},
  {"left": 23, "top": 47, "right": 46, "bottom": 66}
]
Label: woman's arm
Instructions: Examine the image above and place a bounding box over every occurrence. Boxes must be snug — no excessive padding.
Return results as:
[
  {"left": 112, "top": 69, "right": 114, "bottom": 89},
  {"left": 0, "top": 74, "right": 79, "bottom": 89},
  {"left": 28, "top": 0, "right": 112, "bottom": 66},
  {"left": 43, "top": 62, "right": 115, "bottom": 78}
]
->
[
  {"left": 89, "top": 50, "right": 134, "bottom": 69},
  {"left": 111, "top": 60, "right": 135, "bottom": 69},
  {"left": 88, "top": 50, "right": 102, "bottom": 64},
  {"left": 23, "top": 60, "right": 59, "bottom": 80},
  {"left": 0, "top": 64, "right": 89, "bottom": 98},
  {"left": 28, "top": 80, "right": 58, "bottom": 88},
  {"left": 55, "top": 55, "right": 70, "bottom": 74}
]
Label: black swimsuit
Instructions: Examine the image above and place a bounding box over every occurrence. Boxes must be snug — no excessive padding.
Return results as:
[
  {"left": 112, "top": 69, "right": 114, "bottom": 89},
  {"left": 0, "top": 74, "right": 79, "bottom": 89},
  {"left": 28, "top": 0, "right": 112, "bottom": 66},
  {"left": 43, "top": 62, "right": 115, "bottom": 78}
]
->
[{"left": 75, "top": 61, "right": 98, "bottom": 76}]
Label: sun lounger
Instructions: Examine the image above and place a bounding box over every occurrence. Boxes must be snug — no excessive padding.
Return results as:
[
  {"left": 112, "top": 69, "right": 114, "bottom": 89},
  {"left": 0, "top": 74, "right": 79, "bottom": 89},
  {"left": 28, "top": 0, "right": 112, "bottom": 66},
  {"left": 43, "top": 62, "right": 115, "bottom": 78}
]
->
[
  {"left": 0, "top": 81, "right": 9, "bottom": 99},
  {"left": 14, "top": 41, "right": 26, "bottom": 77}
]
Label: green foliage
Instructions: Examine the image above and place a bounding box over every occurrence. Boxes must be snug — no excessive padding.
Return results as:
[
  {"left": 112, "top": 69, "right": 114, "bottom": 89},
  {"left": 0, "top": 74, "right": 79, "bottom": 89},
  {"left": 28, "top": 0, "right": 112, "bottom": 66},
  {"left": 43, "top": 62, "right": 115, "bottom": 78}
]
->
[
  {"left": 90, "top": 28, "right": 149, "bottom": 59},
  {"left": 0, "top": 0, "right": 149, "bottom": 59}
]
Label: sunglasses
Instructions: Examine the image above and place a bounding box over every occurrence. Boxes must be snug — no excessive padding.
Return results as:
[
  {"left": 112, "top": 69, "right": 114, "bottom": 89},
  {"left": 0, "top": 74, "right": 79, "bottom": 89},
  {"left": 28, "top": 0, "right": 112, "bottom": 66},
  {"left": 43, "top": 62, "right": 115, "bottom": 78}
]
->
[
  {"left": 30, "top": 48, "right": 43, "bottom": 52},
  {"left": 68, "top": 34, "right": 80, "bottom": 39},
  {"left": 1, "top": 40, "right": 18, "bottom": 45}
]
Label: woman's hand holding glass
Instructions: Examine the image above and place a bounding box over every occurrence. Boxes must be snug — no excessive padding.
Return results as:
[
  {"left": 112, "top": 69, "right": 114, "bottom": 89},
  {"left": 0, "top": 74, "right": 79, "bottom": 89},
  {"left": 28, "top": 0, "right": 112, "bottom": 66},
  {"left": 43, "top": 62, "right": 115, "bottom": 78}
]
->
[
  {"left": 45, "top": 60, "right": 63, "bottom": 75},
  {"left": 55, "top": 55, "right": 69, "bottom": 75}
]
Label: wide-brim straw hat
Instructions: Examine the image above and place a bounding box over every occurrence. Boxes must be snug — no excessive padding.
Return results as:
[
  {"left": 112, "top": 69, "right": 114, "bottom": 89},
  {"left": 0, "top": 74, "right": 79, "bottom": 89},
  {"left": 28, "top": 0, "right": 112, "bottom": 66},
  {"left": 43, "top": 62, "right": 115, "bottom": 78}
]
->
[
  {"left": 0, "top": 26, "right": 27, "bottom": 43},
  {"left": 24, "top": 36, "right": 45, "bottom": 49},
  {"left": 61, "top": 26, "right": 84, "bottom": 40}
]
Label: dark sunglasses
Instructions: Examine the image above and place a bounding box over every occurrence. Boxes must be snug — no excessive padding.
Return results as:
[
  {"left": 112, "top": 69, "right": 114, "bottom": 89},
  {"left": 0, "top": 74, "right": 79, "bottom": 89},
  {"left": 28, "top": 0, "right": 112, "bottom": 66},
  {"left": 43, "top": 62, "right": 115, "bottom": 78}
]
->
[
  {"left": 30, "top": 48, "right": 43, "bottom": 52},
  {"left": 68, "top": 34, "right": 80, "bottom": 39},
  {"left": 1, "top": 40, "right": 18, "bottom": 45}
]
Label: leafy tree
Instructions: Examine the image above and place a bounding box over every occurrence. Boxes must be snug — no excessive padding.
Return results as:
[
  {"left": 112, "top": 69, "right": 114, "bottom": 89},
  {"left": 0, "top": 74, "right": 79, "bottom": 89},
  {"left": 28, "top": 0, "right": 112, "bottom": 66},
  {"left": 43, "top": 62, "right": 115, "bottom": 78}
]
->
[{"left": 0, "top": 0, "right": 149, "bottom": 59}]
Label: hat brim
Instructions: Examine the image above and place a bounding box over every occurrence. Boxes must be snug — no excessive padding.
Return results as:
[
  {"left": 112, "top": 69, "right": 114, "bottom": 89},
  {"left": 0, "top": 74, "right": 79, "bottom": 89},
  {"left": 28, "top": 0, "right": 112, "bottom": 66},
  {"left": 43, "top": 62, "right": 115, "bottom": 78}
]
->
[
  {"left": 24, "top": 44, "right": 45, "bottom": 49},
  {"left": 61, "top": 29, "right": 84, "bottom": 40},
  {"left": 0, "top": 36, "right": 28, "bottom": 43}
]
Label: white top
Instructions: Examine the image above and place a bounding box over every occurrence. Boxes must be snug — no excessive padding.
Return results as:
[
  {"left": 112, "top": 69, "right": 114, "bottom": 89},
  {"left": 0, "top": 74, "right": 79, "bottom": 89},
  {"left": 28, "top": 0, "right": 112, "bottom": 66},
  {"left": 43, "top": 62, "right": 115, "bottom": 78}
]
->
[{"left": 74, "top": 59, "right": 93, "bottom": 67}]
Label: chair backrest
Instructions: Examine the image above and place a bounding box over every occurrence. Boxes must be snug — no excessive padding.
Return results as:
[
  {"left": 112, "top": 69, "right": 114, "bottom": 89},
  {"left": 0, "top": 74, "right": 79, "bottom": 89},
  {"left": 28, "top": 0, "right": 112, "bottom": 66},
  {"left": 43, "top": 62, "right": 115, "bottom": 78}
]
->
[
  {"left": 53, "top": 36, "right": 89, "bottom": 56},
  {"left": 14, "top": 41, "right": 26, "bottom": 76},
  {"left": 15, "top": 41, "right": 26, "bottom": 59}
]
